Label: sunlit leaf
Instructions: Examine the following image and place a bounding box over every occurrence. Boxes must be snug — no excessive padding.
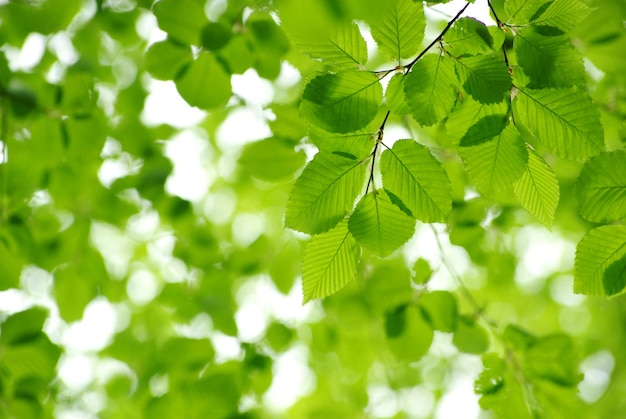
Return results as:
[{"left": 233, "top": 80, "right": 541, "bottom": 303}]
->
[
  {"left": 381, "top": 140, "right": 452, "bottom": 222},
  {"left": 175, "top": 52, "right": 232, "bottom": 109},
  {"left": 513, "top": 87, "right": 604, "bottom": 159},
  {"left": 145, "top": 39, "right": 193, "bottom": 81},
  {"left": 453, "top": 315, "right": 489, "bottom": 354},
  {"left": 302, "top": 221, "right": 360, "bottom": 302},
  {"left": 295, "top": 22, "right": 368, "bottom": 68},
  {"left": 369, "top": 0, "right": 425, "bottom": 61},
  {"left": 386, "top": 305, "right": 433, "bottom": 362},
  {"left": 386, "top": 73, "right": 411, "bottom": 116},
  {"left": 514, "top": 147, "right": 559, "bottom": 229},
  {"left": 576, "top": 151, "right": 626, "bottom": 223},
  {"left": 444, "top": 17, "right": 495, "bottom": 57},
  {"left": 300, "top": 71, "right": 383, "bottom": 133},
  {"left": 286, "top": 151, "right": 367, "bottom": 234},
  {"left": 530, "top": 0, "right": 592, "bottom": 33},
  {"left": 456, "top": 53, "right": 511, "bottom": 104},
  {"left": 419, "top": 291, "right": 457, "bottom": 333},
  {"left": 153, "top": 0, "right": 207, "bottom": 45},
  {"left": 348, "top": 190, "right": 416, "bottom": 257},
  {"left": 239, "top": 138, "right": 306, "bottom": 181},
  {"left": 575, "top": 225, "right": 626, "bottom": 296}
]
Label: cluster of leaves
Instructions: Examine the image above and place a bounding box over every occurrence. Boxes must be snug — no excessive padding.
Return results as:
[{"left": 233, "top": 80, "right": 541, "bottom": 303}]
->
[{"left": 0, "top": 0, "right": 625, "bottom": 418}]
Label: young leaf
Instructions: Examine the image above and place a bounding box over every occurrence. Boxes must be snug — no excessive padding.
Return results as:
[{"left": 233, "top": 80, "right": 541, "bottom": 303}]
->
[
  {"left": 308, "top": 126, "right": 375, "bottom": 159},
  {"left": 514, "top": 148, "right": 559, "bottom": 229},
  {"left": 285, "top": 151, "right": 367, "bottom": 234},
  {"left": 404, "top": 54, "right": 457, "bottom": 126},
  {"left": 386, "top": 73, "right": 411, "bottom": 116},
  {"left": 505, "top": 0, "right": 547, "bottom": 26},
  {"left": 530, "top": 0, "right": 592, "bottom": 33},
  {"left": 348, "top": 190, "right": 416, "bottom": 257},
  {"left": 295, "top": 22, "right": 368, "bottom": 69},
  {"left": 300, "top": 71, "right": 382, "bottom": 133},
  {"left": 302, "top": 221, "right": 360, "bottom": 302},
  {"left": 239, "top": 138, "right": 306, "bottom": 182},
  {"left": 444, "top": 17, "right": 495, "bottom": 57},
  {"left": 175, "top": 52, "right": 231, "bottom": 109},
  {"left": 576, "top": 151, "right": 626, "bottom": 223},
  {"left": 460, "top": 124, "right": 528, "bottom": 198},
  {"left": 153, "top": 0, "right": 207, "bottom": 45},
  {"left": 574, "top": 225, "right": 626, "bottom": 296},
  {"left": 380, "top": 140, "right": 452, "bottom": 223},
  {"left": 145, "top": 40, "right": 193, "bottom": 81},
  {"left": 515, "top": 28, "right": 585, "bottom": 88},
  {"left": 369, "top": 0, "right": 425, "bottom": 61},
  {"left": 456, "top": 53, "right": 511, "bottom": 104},
  {"left": 453, "top": 315, "right": 489, "bottom": 354},
  {"left": 513, "top": 87, "right": 604, "bottom": 159},
  {"left": 418, "top": 291, "right": 458, "bottom": 333}
]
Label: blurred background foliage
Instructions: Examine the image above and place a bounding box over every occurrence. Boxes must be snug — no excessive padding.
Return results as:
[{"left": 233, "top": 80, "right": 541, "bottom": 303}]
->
[{"left": 0, "top": 0, "right": 624, "bottom": 418}]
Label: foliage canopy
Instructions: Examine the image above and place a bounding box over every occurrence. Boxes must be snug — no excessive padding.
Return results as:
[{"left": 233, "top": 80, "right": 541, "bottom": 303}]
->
[{"left": 0, "top": 0, "right": 626, "bottom": 417}]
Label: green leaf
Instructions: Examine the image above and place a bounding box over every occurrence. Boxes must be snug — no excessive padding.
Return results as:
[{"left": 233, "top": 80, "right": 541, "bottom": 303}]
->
[
  {"left": 145, "top": 39, "right": 193, "bottom": 81},
  {"left": 412, "top": 258, "right": 433, "bottom": 285},
  {"left": 0, "top": 241, "right": 22, "bottom": 291},
  {"left": 285, "top": 151, "right": 367, "bottom": 234},
  {"left": 295, "top": 22, "right": 368, "bottom": 69},
  {"left": 418, "top": 291, "right": 458, "bottom": 333},
  {"left": 380, "top": 140, "right": 452, "bottom": 223},
  {"left": 575, "top": 225, "right": 626, "bottom": 296},
  {"left": 175, "top": 52, "right": 232, "bottom": 109},
  {"left": 348, "top": 190, "right": 416, "bottom": 257},
  {"left": 404, "top": 54, "right": 457, "bottom": 126},
  {"left": 460, "top": 124, "right": 528, "bottom": 197},
  {"left": 239, "top": 138, "right": 306, "bottom": 181},
  {"left": 152, "top": 0, "right": 207, "bottom": 45},
  {"left": 505, "top": 0, "right": 547, "bottom": 26},
  {"left": 444, "top": 17, "right": 495, "bottom": 57},
  {"left": 456, "top": 53, "right": 511, "bottom": 104},
  {"left": 514, "top": 147, "right": 559, "bottom": 229},
  {"left": 0, "top": 308, "right": 48, "bottom": 346},
  {"left": 369, "top": 0, "right": 425, "bottom": 61},
  {"left": 576, "top": 151, "right": 626, "bottom": 223},
  {"left": 300, "top": 71, "right": 383, "bottom": 133},
  {"left": 386, "top": 73, "right": 411, "bottom": 116},
  {"left": 386, "top": 305, "right": 433, "bottom": 362},
  {"left": 201, "top": 21, "right": 232, "bottom": 51},
  {"left": 302, "top": 221, "right": 360, "bottom": 302},
  {"left": 531, "top": 0, "right": 592, "bottom": 33},
  {"left": 515, "top": 28, "right": 585, "bottom": 88},
  {"left": 459, "top": 114, "right": 507, "bottom": 147},
  {"left": 453, "top": 315, "right": 489, "bottom": 354},
  {"left": 513, "top": 87, "right": 604, "bottom": 159},
  {"left": 308, "top": 126, "right": 375, "bottom": 158},
  {"left": 603, "top": 256, "right": 626, "bottom": 297},
  {"left": 364, "top": 261, "right": 413, "bottom": 312},
  {"left": 446, "top": 97, "right": 509, "bottom": 144},
  {"left": 525, "top": 334, "right": 581, "bottom": 386}
]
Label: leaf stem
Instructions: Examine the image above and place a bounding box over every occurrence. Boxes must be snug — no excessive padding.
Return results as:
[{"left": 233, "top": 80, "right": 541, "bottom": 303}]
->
[
  {"left": 365, "top": 110, "right": 391, "bottom": 194},
  {"left": 488, "top": 0, "right": 511, "bottom": 68}
]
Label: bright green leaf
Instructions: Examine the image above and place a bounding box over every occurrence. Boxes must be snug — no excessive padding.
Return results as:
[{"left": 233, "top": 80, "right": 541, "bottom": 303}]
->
[
  {"left": 308, "top": 126, "right": 375, "bottom": 158},
  {"left": 412, "top": 258, "right": 433, "bottom": 285},
  {"left": 201, "top": 21, "right": 232, "bottom": 51},
  {"left": 300, "top": 71, "right": 383, "bottom": 133},
  {"left": 145, "top": 39, "right": 193, "bottom": 81},
  {"left": 302, "top": 221, "right": 360, "bottom": 302},
  {"left": 419, "top": 291, "right": 458, "bottom": 333},
  {"left": 514, "top": 147, "right": 559, "bottom": 229},
  {"left": 404, "top": 54, "right": 457, "bottom": 126},
  {"left": 456, "top": 53, "right": 511, "bottom": 104},
  {"left": 295, "top": 22, "right": 368, "bottom": 69},
  {"left": 446, "top": 97, "right": 509, "bottom": 144},
  {"left": 381, "top": 140, "right": 452, "bottom": 223},
  {"left": 525, "top": 334, "right": 581, "bottom": 386},
  {"left": 460, "top": 124, "right": 528, "bottom": 197},
  {"left": 459, "top": 114, "right": 507, "bottom": 147},
  {"left": 531, "top": 0, "right": 592, "bottom": 33},
  {"left": 0, "top": 308, "right": 48, "bottom": 346},
  {"left": 285, "top": 151, "right": 367, "bottom": 234},
  {"left": 575, "top": 225, "right": 626, "bottom": 296},
  {"left": 453, "top": 315, "right": 489, "bottom": 354},
  {"left": 444, "top": 17, "right": 495, "bottom": 57},
  {"left": 153, "top": 0, "right": 207, "bottom": 45},
  {"left": 515, "top": 28, "right": 585, "bottom": 88},
  {"left": 387, "top": 305, "right": 433, "bottom": 362},
  {"left": 386, "top": 73, "right": 411, "bottom": 116},
  {"left": 513, "top": 87, "right": 604, "bottom": 159},
  {"left": 576, "top": 151, "right": 626, "bottom": 223},
  {"left": 348, "top": 190, "right": 416, "bottom": 257},
  {"left": 369, "top": 0, "right": 425, "bottom": 61},
  {"left": 175, "top": 52, "right": 231, "bottom": 109},
  {"left": 239, "top": 138, "right": 306, "bottom": 181},
  {"left": 504, "top": 0, "right": 547, "bottom": 26}
]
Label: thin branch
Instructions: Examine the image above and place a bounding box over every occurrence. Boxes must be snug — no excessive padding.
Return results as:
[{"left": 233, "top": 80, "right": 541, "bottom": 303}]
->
[{"left": 488, "top": 0, "right": 511, "bottom": 68}]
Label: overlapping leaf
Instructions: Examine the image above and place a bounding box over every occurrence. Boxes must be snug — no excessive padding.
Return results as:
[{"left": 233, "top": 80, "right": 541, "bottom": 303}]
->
[
  {"left": 308, "top": 126, "right": 375, "bottom": 158},
  {"left": 514, "top": 148, "right": 559, "bottom": 229},
  {"left": 446, "top": 97, "right": 509, "bottom": 144},
  {"left": 576, "top": 151, "right": 626, "bottom": 223},
  {"left": 348, "top": 190, "right": 416, "bottom": 257},
  {"left": 380, "top": 140, "right": 452, "bottom": 222},
  {"left": 513, "top": 87, "right": 604, "bottom": 159},
  {"left": 175, "top": 52, "right": 231, "bottom": 109},
  {"left": 574, "top": 225, "right": 626, "bottom": 296},
  {"left": 404, "top": 54, "right": 457, "bottom": 126},
  {"left": 300, "top": 71, "right": 382, "bottom": 133},
  {"left": 386, "top": 73, "right": 411, "bottom": 116},
  {"left": 285, "top": 151, "right": 367, "bottom": 234},
  {"left": 456, "top": 53, "right": 511, "bottom": 104},
  {"left": 369, "top": 0, "right": 425, "bottom": 61},
  {"left": 444, "top": 17, "right": 495, "bottom": 57},
  {"left": 460, "top": 124, "right": 528, "bottom": 197},
  {"left": 531, "top": 0, "right": 592, "bottom": 33},
  {"left": 515, "top": 28, "right": 585, "bottom": 88},
  {"left": 153, "top": 0, "right": 207, "bottom": 45},
  {"left": 505, "top": 0, "right": 547, "bottom": 26},
  {"left": 295, "top": 22, "right": 368, "bottom": 69},
  {"left": 302, "top": 221, "right": 360, "bottom": 302}
]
